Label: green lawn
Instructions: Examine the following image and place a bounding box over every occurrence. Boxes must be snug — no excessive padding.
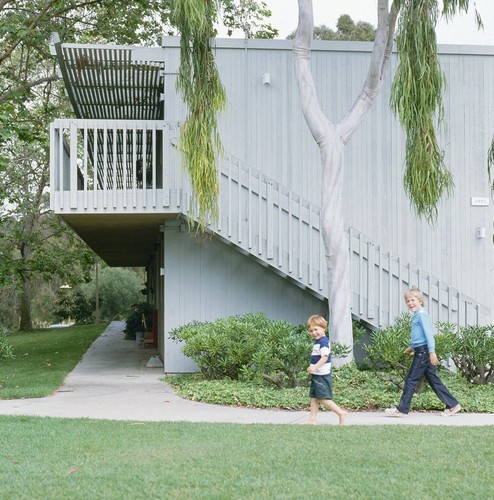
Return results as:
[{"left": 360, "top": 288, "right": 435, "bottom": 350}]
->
[
  {"left": 1, "top": 416, "right": 493, "bottom": 499},
  {"left": 0, "top": 324, "right": 107, "bottom": 399}
]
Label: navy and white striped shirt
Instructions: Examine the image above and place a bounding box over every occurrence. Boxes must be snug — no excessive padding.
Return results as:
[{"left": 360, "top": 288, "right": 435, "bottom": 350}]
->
[{"left": 310, "top": 335, "right": 332, "bottom": 375}]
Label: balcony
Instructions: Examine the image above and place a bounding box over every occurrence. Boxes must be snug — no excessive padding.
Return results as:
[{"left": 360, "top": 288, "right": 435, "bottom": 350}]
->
[{"left": 50, "top": 118, "right": 185, "bottom": 266}]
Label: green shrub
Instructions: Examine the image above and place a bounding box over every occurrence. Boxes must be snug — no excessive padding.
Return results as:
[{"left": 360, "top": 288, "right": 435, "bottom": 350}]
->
[
  {"left": 242, "top": 322, "right": 311, "bottom": 388},
  {"left": 363, "top": 313, "right": 494, "bottom": 388},
  {"left": 352, "top": 319, "right": 367, "bottom": 344},
  {"left": 170, "top": 313, "right": 350, "bottom": 387},
  {"left": 363, "top": 313, "right": 452, "bottom": 390},
  {"left": 170, "top": 314, "right": 264, "bottom": 380},
  {"left": 363, "top": 313, "right": 412, "bottom": 388},
  {"left": 437, "top": 323, "right": 494, "bottom": 385}
]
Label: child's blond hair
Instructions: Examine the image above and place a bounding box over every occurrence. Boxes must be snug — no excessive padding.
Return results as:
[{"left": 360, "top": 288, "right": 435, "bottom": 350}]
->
[
  {"left": 404, "top": 287, "right": 424, "bottom": 306},
  {"left": 306, "top": 314, "right": 328, "bottom": 329}
]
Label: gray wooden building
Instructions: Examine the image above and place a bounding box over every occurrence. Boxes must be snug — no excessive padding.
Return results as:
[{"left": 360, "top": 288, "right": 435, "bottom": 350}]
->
[{"left": 49, "top": 37, "right": 494, "bottom": 372}]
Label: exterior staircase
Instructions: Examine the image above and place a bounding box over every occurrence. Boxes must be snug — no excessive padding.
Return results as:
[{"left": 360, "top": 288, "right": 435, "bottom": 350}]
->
[{"left": 50, "top": 118, "right": 490, "bottom": 330}]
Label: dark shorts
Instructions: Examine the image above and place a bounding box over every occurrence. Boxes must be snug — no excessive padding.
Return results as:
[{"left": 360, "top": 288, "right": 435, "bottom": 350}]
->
[{"left": 309, "top": 373, "right": 333, "bottom": 400}]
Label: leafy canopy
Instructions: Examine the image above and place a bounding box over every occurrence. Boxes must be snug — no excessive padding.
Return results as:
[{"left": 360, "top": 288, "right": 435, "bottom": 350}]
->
[{"left": 288, "top": 14, "right": 375, "bottom": 41}]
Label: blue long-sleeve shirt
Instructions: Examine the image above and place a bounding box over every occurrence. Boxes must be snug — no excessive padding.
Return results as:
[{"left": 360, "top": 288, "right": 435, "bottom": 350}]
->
[{"left": 410, "top": 309, "right": 435, "bottom": 352}]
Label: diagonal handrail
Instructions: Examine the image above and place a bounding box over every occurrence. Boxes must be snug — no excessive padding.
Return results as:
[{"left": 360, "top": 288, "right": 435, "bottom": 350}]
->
[{"left": 207, "top": 153, "right": 490, "bottom": 329}]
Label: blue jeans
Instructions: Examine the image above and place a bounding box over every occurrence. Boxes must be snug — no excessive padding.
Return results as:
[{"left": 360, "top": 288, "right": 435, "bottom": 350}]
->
[{"left": 397, "top": 345, "right": 459, "bottom": 414}]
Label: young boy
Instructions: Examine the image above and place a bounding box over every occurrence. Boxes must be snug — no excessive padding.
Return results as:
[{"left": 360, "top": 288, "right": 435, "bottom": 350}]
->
[
  {"left": 304, "top": 314, "right": 347, "bottom": 425},
  {"left": 385, "top": 287, "right": 461, "bottom": 417}
]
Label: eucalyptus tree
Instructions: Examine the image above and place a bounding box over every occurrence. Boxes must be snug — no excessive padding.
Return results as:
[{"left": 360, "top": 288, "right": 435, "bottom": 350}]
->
[{"left": 293, "top": 0, "right": 481, "bottom": 360}]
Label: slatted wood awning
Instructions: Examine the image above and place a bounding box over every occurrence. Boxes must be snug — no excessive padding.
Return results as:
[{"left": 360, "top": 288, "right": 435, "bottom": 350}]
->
[{"left": 50, "top": 36, "right": 164, "bottom": 120}]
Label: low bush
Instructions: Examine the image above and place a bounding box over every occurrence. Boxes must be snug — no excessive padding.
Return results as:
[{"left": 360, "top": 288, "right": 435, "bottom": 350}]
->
[
  {"left": 170, "top": 313, "right": 350, "bottom": 388},
  {"left": 362, "top": 313, "right": 494, "bottom": 388},
  {"left": 363, "top": 313, "right": 411, "bottom": 384},
  {"left": 363, "top": 313, "right": 454, "bottom": 390},
  {"left": 170, "top": 315, "right": 261, "bottom": 380},
  {"left": 437, "top": 323, "right": 494, "bottom": 385},
  {"left": 242, "top": 321, "right": 310, "bottom": 388},
  {"left": 170, "top": 313, "right": 303, "bottom": 385}
]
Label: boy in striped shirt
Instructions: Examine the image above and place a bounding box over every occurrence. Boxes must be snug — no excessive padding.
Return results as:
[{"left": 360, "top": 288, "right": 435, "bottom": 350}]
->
[{"left": 304, "top": 315, "right": 347, "bottom": 425}]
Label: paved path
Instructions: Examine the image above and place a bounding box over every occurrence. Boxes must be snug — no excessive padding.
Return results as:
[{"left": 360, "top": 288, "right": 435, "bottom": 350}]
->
[{"left": 1, "top": 321, "right": 493, "bottom": 426}]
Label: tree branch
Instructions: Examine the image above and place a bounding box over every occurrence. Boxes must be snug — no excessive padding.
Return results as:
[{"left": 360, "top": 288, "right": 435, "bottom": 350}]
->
[
  {"left": 0, "top": 0, "right": 105, "bottom": 66},
  {"left": 338, "top": 0, "right": 400, "bottom": 143},
  {"left": 0, "top": 74, "right": 59, "bottom": 104},
  {"left": 293, "top": 0, "right": 331, "bottom": 144},
  {"left": 0, "top": 0, "right": 59, "bottom": 65}
]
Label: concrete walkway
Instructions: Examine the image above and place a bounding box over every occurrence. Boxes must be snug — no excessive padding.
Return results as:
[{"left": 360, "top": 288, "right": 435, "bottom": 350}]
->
[{"left": 1, "top": 321, "right": 493, "bottom": 426}]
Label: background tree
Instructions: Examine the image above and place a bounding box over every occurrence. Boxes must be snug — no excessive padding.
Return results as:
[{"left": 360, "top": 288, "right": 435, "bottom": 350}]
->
[
  {"left": 0, "top": 0, "right": 174, "bottom": 166},
  {"left": 80, "top": 267, "right": 145, "bottom": 322},
  {"left": 221, "top": 0, "right": 278, "bottom": 38},
  {"left": 293, "top": 0, "right": 481, "bottom": 362},
  {"left": 287, "top": 14, "right": 375, "bottom": 41},
  {"left": 52, "top": 267, "right": 144, "bottom": 324},
  {"left": 0, "top": 0, "right": 173, "bottom": 330},
  {"left": 0, "top": 90, "right": 94, "bottom": 330}
]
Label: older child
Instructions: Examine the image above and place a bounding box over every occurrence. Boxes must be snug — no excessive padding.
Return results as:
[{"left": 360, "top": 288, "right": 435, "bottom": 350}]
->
[
  {"left": 304, "top": 315, "right": 347, "bottom": 425},
  {"left": 385, "top": 287, "right": 461, "bottom": 417}
]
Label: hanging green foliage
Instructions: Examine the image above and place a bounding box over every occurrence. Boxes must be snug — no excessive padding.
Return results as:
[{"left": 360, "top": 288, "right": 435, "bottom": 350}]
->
[
  {"left": 391, "top": 0, "right": 454, "bottom": 223},
  {"left": 171, "top": 0, "right": 227, "bottom": 229},
  {"left": 441, "top": 0, "right": 482, "bottom": 27}
]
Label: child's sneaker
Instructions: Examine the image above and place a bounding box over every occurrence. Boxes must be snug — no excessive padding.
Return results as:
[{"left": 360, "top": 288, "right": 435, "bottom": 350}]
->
[
  {"left": 384, "top": 407, "right": 407, "bottom": 417},
  {"left": 441, "top": 404, "right": 461, "bottom": 417}
]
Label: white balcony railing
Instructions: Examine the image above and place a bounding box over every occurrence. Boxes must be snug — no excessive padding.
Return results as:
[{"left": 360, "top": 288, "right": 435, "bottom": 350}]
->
[{"left": 50, "top": 118, "right": 176, "bottom": 212}]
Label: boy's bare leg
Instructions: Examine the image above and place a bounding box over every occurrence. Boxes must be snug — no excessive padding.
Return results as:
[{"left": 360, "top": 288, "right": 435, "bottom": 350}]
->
[
  {"left": 303, "top": 398, "right": 320, "bottom": 424},
  {"left": 320, "top": 399, "right": 348, "bottom": 425}
]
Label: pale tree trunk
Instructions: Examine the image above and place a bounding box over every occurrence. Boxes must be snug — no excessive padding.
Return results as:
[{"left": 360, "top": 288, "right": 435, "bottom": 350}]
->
[{"left": 293, "top": 0, "right": 399, "bottom": 363}]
